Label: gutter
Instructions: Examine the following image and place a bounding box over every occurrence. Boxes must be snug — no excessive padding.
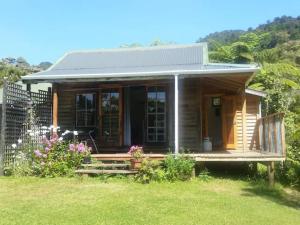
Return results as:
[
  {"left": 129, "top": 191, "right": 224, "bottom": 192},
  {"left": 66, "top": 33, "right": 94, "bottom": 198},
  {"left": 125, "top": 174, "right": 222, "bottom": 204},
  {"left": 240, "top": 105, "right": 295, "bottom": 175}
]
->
[{"left": 22, "top": 67, "right": 259, "bottom": 83}]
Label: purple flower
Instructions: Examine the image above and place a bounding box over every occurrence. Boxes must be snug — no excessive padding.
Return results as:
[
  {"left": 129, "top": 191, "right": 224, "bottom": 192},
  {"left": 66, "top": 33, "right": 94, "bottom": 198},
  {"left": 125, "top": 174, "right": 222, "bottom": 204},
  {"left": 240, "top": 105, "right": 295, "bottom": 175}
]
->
[
  {"left": 45, "top": 147, "right": 50, "bottom": 153},
  {"left": 34, "top": 150, "right": 42, "bottom": 158},
  {"left": 69, "top": 144, "right": 76, "bottom": 152},
  {"left": 77, "top": 143, "right": 85, "bottom": 153}
]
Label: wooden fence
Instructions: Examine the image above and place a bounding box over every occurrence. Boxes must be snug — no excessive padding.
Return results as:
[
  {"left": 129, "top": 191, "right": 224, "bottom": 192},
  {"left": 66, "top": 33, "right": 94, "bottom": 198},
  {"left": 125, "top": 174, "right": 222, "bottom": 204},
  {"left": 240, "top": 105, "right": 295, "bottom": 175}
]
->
[
  {"left": 0, "top": 81, "right": 52, "bottom": 175},
  {"left": 257, "top": 113, "right": 286, "bottom": 156}
]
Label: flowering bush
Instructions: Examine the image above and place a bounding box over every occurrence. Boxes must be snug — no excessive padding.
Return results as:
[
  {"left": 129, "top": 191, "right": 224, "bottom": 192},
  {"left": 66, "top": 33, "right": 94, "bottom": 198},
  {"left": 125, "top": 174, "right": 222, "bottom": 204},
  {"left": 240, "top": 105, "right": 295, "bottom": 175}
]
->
[
  {"left": 128, "top": 145, "right": 144, "bottom": 160},
  {"left": 32, "top": 134, "right": 91, "bottom": 177}
]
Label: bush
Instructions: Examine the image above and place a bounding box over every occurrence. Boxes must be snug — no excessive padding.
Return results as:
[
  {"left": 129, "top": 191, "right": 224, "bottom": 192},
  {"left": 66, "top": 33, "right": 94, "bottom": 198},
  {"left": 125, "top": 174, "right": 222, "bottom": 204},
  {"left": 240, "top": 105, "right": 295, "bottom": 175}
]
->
[
  {"left": 7, "top": 133, "right": 90, "bottom": 177},
  {"left": 163, "top": 154, "right": 195, "bottom": 182},
  {"left": 135, "top": 159, "right": 165, "bottom": 183},
  {"left": 32, "top": 134, "right": 90, "bottom": 177}
]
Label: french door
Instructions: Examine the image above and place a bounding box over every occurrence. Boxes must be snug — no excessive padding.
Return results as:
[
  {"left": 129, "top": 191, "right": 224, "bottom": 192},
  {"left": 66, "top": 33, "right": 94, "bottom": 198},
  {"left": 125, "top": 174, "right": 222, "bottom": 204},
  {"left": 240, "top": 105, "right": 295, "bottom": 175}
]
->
[
  {"left": 146, "top": 86, "right": 167, "bottom": 144},
  {"left": 99, "top": 88, "right": 123, "bottom": 147}
]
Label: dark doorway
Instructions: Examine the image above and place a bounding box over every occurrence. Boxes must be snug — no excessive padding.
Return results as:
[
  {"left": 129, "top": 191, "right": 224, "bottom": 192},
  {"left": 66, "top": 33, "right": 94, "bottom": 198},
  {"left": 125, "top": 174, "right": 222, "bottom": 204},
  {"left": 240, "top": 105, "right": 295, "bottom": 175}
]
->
[
  {"left": 130, "top": 86, "right": 146, "bottom": 145},
  {"left": 208, "top": 97, "right": 223, "bottom": 149}
]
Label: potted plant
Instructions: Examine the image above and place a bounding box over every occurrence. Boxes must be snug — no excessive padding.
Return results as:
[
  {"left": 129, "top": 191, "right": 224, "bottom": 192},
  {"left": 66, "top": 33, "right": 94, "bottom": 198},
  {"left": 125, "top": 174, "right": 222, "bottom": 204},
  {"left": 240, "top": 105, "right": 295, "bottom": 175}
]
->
[{"left": 128, "top": 145, "right": 144, "bottom": 170}]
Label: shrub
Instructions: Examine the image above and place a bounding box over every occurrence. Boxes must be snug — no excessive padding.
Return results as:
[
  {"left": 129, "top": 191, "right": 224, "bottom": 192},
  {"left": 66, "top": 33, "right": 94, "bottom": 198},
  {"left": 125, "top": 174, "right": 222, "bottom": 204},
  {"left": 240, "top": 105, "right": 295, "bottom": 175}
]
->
[
  {"left": 135, "top": 159, "right": 165, "bottom": 183},
  {"left": 198, "top": 168, "right": 213, "bottom": 182},
  {"left": 162, "top": 154, "right": 195, "bottom": 182},
  {"left": 32, "top": 134, "right": 90, "bottom": 177}
]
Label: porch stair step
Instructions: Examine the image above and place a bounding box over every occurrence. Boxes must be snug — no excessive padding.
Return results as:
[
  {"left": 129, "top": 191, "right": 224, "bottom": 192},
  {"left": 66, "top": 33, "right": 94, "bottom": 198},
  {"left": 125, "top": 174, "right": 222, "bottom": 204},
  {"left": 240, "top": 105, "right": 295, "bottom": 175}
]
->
[
  {"left": 75, "top": 169, "right": 137, "bottom": 175},
  {"left": 81, "top": 163, "right": 130, "bottom": 168}
]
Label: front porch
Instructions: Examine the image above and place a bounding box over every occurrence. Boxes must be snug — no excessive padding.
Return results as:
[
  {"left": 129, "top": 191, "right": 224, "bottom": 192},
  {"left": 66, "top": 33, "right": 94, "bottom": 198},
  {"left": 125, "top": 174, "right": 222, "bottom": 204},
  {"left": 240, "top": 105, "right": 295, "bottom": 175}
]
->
[{"left": 51, "top": 75, "right": 286, "bottom": 161}]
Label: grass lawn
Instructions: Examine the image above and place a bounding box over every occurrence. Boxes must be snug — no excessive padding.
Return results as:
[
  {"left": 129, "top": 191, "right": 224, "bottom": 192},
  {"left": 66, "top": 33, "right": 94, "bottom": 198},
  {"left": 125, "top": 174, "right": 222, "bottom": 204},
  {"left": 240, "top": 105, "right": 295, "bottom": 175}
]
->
[{"left": 0, "top": 176, "right": 299, "bottom": 225}]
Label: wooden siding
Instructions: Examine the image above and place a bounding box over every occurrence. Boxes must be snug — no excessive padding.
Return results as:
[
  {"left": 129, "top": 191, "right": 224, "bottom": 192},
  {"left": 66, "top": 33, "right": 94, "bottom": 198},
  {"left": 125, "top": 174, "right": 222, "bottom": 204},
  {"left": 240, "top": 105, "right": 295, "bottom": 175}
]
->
[
  {"left": 179, "top": 78, "right": 201, "bottom": 151},
  {"left": 236, "top": 94, "right": 260, "bottom": 150}
]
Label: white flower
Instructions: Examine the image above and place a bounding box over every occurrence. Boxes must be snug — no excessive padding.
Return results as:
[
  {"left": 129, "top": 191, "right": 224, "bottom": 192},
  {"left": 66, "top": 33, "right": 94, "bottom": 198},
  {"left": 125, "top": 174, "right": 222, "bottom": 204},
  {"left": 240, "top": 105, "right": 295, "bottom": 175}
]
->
[
  {"left": 35, "top": 131, "right": 40, "bottom": 135},
  {"left": 61, "top": 133, "right": 65, "bottom": 136},
  {"left": 11, "top": 144, "right": 17, "bottom": 149},
  {"left": 29, "top": 132, "right": 34, "bottom": 136},
  {"left": 41, "top": 126, "right": 48, "bottom": 130},
  {"left": 17, "top": 139, "right": 22, "bottom": 144},
  {"left": 53, "top": 128, "right": 57, "bottom": 132},
  {"left": 65, "top": 130, "right": 70, "bottom": 134},
  {"left": 58, "top": 137, "right": 63, "bottom": 141},
  {"left": 27, "top": 130, "right": 32, "bottom": 133},
  {"left": 73, "top": 131, "right": 78, "bottom": 136}
]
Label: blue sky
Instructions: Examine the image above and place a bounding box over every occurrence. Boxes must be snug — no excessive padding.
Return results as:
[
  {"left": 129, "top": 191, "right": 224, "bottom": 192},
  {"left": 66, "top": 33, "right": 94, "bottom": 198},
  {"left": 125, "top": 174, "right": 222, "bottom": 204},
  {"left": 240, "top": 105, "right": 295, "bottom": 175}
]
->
[{"left": 0, "top": 0, "right": 299, "bottom": 64}]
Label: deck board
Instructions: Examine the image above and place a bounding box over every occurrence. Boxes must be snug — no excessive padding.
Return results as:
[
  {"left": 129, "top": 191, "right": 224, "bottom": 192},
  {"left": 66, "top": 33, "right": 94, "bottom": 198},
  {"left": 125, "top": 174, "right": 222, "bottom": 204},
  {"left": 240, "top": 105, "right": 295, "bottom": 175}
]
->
[{"left": 91, "top": 150, "right": 285, "bottom": 162}]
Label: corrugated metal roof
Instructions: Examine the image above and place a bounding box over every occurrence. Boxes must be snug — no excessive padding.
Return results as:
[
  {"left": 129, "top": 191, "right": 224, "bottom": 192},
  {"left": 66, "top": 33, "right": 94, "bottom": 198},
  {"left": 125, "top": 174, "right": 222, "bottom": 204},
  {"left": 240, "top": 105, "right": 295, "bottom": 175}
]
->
[{"left": 22, "top": 43, "right": 259, "bottom": 83}]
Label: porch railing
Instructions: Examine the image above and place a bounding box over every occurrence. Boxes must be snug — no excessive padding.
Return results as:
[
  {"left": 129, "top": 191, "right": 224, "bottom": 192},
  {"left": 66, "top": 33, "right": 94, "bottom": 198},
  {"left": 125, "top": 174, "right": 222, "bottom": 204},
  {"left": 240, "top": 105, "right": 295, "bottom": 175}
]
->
[{"left": 257, "top": 112, "right": 286, "bottom": 156}]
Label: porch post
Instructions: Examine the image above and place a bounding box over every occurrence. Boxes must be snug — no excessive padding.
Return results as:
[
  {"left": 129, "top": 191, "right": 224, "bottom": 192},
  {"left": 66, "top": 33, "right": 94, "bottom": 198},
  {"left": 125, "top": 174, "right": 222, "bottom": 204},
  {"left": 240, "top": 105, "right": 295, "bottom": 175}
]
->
[
  {"left": 0, "top": 78, "right": 7, "bottom": 176},
  {"left": 52, "top": 84, "right": 58, "bottom": 131},
  {"left": 174, "top": 74, "right": 179, "bottom": 154}
]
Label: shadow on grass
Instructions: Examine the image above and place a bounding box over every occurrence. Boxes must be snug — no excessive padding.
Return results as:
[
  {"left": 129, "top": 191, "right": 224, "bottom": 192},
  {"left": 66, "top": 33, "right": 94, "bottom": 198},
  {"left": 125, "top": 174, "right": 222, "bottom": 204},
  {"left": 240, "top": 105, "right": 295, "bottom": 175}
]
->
[
  {"left": 196, "top": 162, "right": 300, "bottom": 209},
  {"left": 241, "top": 181, "right": 300, "bottom": 209}
]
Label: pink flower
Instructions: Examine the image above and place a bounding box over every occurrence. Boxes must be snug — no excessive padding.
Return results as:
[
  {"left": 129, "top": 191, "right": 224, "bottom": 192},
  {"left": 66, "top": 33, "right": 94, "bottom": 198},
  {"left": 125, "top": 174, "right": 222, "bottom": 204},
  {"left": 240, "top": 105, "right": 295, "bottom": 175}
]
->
[
  {"left": 69, "top": 144, "right": 76, "bottom": 152},
  {"left": 34, "top": 150, "right": 42, "bottom": 158},
  {"left": 77, "top": 143, "right": 85, "bottom": 153}
]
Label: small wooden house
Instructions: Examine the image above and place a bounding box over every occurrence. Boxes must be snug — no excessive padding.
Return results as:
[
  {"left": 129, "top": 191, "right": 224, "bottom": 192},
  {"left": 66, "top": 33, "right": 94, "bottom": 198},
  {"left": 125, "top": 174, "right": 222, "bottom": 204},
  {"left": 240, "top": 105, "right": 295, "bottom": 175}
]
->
[{"left": 22, "top": 44, "right": 285, "bottom": 166}]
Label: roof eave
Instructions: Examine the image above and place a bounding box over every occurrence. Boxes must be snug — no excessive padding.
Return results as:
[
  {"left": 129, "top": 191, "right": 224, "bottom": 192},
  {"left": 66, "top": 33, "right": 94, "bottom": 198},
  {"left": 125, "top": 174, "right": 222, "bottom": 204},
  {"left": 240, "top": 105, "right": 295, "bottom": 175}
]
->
[{"left": 22, "top": 67, "right": 258, "bottom": 83}]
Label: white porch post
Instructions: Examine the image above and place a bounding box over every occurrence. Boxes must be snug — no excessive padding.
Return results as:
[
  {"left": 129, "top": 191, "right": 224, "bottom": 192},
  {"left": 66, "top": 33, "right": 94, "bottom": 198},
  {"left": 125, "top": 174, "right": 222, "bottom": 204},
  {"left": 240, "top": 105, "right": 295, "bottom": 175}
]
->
[{"left": 174, "top": 74, "right": 179, "bottom": 154}]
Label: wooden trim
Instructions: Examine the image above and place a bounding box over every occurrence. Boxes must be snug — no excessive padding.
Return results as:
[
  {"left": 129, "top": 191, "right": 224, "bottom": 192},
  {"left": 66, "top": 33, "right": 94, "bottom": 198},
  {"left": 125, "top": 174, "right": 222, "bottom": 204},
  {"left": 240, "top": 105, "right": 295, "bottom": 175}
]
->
[
  {"left": 241, "top": 93, "right": 247, "bottom": 151},
  {"left": 119, "top": 88, "right": 123, "bottom": 146},
  {"left": 52, "top": 84, "right": 58, "bottom": 129},
  {"left": 281, "top": 117, "right": 286, "bottom": 157}
]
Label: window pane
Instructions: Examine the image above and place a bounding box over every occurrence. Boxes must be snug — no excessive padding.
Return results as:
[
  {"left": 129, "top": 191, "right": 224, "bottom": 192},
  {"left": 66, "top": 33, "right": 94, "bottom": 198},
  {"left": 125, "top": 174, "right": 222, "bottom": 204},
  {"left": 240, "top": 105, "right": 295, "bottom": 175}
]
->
[
  {"left": 76, "top": 95, "right": 86, "bottom": 109},
  {"left": 86, "top": 94, "right": 95, "bottom": 109},
  {"left": 76, "top": 112, "right": 85, "bottom": 126},
  {"left": 148, "top": 114, "right": 156, "bottom": 127},
  {"left": 157, "top": 100, "right": 165, "bottom": 113},
  {"left": 102, "top": 92, "right": 110, "bottom": 101},
  {"left": 86, "top": 111, "right": 96, "bottom": 126},
  {"left": 157, "top": 134, "right": 165, "bottom": 142},
  {"left": 76, "top": 93, "right": 96, "bottom": 127}
]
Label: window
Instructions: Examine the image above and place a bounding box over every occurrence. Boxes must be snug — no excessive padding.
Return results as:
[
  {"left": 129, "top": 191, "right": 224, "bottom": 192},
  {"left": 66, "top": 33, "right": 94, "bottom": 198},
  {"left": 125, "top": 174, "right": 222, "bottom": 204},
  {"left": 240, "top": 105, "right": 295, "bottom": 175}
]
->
[
  {"left": 146, "top": 86, "right": 167, "bottom": 143},
  {"left": 76, "top": 93, "right": 96, "bottom": 127},
  {"left": 100, "top": 89, "right": 120, "bottom": 144}
]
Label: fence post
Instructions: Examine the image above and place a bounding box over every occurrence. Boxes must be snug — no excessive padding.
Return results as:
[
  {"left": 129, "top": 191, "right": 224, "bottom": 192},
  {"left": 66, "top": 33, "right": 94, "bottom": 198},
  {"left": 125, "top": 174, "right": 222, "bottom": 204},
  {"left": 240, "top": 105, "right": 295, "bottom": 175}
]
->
[{"left": 0, "top": 79, "right": 7, "bottom": 176}]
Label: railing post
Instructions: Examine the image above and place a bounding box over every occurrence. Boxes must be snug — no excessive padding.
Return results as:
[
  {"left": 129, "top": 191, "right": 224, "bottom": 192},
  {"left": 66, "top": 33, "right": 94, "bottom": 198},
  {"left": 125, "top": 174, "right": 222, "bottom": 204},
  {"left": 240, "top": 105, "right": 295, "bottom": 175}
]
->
[
  {"left": 174, "top": 74, "right": 179, "bottom": 154},
  {"left": 52, "top": 84, "right": 58, "bottom": 132},
  {"left": 0, "top": 78, "right": 8, "bottom": 176}
]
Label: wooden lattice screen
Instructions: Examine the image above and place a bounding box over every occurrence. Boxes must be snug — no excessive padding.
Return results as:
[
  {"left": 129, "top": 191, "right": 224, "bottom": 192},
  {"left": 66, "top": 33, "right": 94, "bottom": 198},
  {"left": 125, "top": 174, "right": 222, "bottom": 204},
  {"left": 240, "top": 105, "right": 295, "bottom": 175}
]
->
[{"left": 0, "top": 81, "right": 52, "bottom": 174}]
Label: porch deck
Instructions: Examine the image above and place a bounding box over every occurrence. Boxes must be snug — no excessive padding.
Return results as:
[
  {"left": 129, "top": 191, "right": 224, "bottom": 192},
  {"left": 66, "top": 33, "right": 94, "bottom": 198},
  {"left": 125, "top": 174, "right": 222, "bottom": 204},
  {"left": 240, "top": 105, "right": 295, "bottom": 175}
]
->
[{"left": 92, "top": 150, "right": 285, "bottom": 162}]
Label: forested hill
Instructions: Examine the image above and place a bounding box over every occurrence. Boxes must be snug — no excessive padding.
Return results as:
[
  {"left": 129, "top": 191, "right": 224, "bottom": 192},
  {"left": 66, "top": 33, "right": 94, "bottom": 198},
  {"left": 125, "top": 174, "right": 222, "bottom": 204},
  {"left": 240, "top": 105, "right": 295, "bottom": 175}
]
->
[
  {"left": 0, "top": 57, "right": 52, "bottom": 86},
  {"left": 198, "top": 16, "right": 300, "bottom": 51}
]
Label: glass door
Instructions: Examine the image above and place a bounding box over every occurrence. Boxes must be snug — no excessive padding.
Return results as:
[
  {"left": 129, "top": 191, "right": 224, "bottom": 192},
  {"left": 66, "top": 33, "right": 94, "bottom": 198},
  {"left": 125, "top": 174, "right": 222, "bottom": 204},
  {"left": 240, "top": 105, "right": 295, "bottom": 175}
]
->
[
  {"left": 100, "top": 88, "right": 122, "bottom": 146},
  {"left": 146, "top": 86, "right": 167, "bottom": 143}
]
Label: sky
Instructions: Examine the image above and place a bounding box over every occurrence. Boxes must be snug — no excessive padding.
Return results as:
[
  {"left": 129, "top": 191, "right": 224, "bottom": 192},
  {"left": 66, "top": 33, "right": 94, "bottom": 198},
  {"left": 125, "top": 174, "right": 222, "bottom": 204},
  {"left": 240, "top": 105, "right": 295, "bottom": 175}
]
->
[{"left": 0, "top": 0, "right": 299, "bottom": 65}]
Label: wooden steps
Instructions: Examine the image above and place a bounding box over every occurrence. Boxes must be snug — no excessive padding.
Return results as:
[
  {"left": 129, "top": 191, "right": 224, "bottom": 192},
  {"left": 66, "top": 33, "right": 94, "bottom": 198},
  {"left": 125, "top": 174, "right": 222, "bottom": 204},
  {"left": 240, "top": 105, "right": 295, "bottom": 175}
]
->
[
  {"left": 75, "top": 169, "right": 137, "bottom": 175},
  {"left": 81, "top": 163, "right": 130, "bottom": 168},
  {"left": 76, "top": 157, "right": 135, "bottom": 176},
  {"left": 91, "top": 153, "right": 166, "bottom": 161}
]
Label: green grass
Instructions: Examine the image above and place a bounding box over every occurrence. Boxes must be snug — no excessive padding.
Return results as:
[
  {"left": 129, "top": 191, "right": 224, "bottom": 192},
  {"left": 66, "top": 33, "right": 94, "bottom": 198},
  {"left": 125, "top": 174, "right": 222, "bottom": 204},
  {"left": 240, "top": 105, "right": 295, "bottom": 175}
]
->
[{"left": 0, "top": 176, "right": 299, "bottom": 225}]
